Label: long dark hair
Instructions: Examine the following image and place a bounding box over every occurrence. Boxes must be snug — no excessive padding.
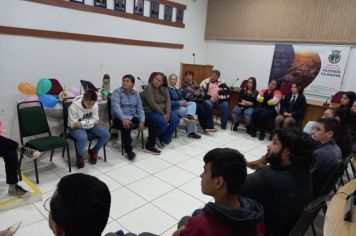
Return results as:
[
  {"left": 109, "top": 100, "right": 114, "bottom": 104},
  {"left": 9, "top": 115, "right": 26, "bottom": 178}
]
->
[{"left": 246, "top": 77, "right": 257, "bottom": 94}]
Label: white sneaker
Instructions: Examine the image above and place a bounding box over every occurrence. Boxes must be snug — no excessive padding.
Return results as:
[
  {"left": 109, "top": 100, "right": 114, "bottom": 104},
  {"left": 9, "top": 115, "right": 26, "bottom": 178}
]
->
[
  {"left": 4, "top": 221, "right": 21, "bottom": 236},
  {"left": 22, "top": 147, "right": 41, "bottom": 160}
]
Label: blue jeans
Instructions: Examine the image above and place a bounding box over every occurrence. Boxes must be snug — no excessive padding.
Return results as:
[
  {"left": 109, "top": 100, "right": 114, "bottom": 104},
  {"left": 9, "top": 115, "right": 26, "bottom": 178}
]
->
[
  {"left": 174, "top": 102, "right": 198, "bottom": 134},
  {"left": 232, "top": 106, "right": 254, "bottom": 125},
  {"left": 204, "top": 100, "right": 229, "bottom": 128},
  {"left": 145, "top": 112, "right": 180, "bottom": 148},
  {"left": 69, "top": 125, "right": 110, "bottom": 157}
]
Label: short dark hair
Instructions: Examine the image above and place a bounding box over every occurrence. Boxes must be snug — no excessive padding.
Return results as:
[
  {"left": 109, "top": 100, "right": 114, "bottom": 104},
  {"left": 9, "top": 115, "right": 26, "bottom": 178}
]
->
[
  {"left": 83, "top": 89, "right": 97, "bottom": 101},
  {"left": 122, "top": 74, "right": 135, "bottom": 84},
  {"left": 274, "top": 128, "right": 315, "bottom": 168},
  {"left": 50, "top": 173, "right": 111, "bottom": 236},
  {"left": 212, "top": 70, "right": 221, "bottom": 78},
  {"left": 185, "top": 70, "right": 194, "bottom": 76},
  {"left": 103, "top": 74, "right": 110, "bottom": 80},
  {"left": 316, "top": 117, "right": 340, "bottom": 137},
  {"left": 291, "top": 81, "right": 304, "bottom": 93},
  {"left": 203, "top": 148, "right": 246, "bottom": 194}
]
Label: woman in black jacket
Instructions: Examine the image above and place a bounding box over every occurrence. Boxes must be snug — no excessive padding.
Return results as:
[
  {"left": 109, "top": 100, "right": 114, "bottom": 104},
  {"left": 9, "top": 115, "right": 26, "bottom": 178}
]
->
[{"left": 275, "top": 82, "right": 306, "bottom": 129}]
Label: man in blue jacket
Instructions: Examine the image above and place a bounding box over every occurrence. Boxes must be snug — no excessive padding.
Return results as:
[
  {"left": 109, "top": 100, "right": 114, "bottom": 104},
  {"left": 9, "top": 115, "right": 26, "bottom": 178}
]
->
[{"left": 111, "top": 74, "right": 145, "bottom": 160}]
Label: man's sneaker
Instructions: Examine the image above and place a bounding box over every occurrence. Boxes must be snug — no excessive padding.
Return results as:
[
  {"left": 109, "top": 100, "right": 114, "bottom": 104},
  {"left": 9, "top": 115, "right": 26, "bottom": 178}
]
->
[
  {"left": 144, "top": 146, "right": 161, "bottom": 155},
  {"left": 8, "top": 184, "right": 31, "bottom": 198},
  {"left": 22, "top": 147, "right": 41, "bottom": 160},
  {"left": 4, "top": 221, "right": 21, "bottom": 236},
  {"left": 76, "top": 156, "right": 85, "bottom": 169},
  {"left": 88, "top": 149, "right": 98, "bottom": 164},
  {"left": 187, "top": 133, "right": 201, "bottom": 139},
  {"left": 126, "top": 150, "right": 136, "bottom": 161}
]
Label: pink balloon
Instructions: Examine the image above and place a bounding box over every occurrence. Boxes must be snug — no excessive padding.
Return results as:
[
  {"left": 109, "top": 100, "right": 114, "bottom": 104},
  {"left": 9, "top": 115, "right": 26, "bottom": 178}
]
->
[{"left": 68, "top": 86, "right": 80, "bottom": 96}]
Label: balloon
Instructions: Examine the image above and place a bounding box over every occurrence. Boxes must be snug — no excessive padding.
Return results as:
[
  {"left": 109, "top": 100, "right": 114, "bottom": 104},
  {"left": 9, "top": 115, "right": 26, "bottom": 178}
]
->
[
  {"left": 39, "top": 94, "right": 57, "bottom": 108},
  {"left": 37, "top": 78, "right": 52, "bottom": 96},
  {"left": 68, "top": 86, "right": 80, "bottom": 96},
  {"left": 18, "top": 82, "right": 37, "bottom": 95},
  {"left": 25, "top": 95, "right": 39, "bottom": 102}
]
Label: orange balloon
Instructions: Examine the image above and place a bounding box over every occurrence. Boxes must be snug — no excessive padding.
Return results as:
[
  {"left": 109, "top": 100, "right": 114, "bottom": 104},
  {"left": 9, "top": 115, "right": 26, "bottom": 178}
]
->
[{"left": 18, "top": 82, "right": 37, "bottom": 95}]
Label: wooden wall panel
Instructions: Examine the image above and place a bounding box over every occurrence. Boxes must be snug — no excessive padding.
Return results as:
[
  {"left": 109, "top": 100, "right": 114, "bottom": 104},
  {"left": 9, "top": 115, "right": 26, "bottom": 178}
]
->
[{"left": 206, "top": 0, "right": 356, "bottom": 44}]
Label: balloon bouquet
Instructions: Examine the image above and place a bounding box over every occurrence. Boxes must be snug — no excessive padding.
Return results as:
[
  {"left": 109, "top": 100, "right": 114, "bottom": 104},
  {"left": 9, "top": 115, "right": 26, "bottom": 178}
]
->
[{"left": 18, "top": 78, "right": 80, "bottom": 108}]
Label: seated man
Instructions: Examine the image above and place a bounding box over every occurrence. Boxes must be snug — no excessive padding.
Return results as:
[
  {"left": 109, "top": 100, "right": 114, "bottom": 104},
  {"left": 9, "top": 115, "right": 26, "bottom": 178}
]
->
[
  {"left": 48, "top": 173, "right": 111, "bottom": 236},
  {"left": 68, "top": 89, "right": 110, "bottom": 169},
  {"left": 311, "top": 117, "right": 342, "bottom": 198},
  {"left": 200, "top": 70, "right": 230, "bottom": 129},
  {"left": 173, "top": 148, "right": 265, "bottom": 236},
  {"left": 241, "top": 128, "right": 315, "bottom": 236},
  {"left": 168, "top": 74, "right": 201, "bottom": 139},
  {"left": 111, "top": 74, "right": 145, "bottom": 160}
]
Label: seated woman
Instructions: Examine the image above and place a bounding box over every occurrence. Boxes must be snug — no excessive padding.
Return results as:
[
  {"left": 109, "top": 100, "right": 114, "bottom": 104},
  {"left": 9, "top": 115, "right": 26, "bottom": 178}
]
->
[
  {"left": 275, "top": 82, "right": 306, "bottom": 129},
  {"left": 231, "top": 77, "right": 258, "bottom": 133},
  {"left": 250, "top": 79, "right": 282, "bottom": 140},
  {"left": 340, "top": 91, "right": 356, "bottom": 110},
  {"left": 168, "top": 74, "right": 201, "bottom": 139},
  {"left": 180, "top": 71, "right": 217, "bottom": 132},
  {"left": 142, "top": 72, "right": 180, "bottom": 154}
]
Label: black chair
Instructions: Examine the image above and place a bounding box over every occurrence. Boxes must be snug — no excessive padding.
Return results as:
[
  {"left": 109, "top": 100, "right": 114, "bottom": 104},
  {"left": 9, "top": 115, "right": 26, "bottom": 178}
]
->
[
  {"left": 17, "top": 101, "right": 71, "bottom": 183},
  {"left": 317, "top": 158, "right": 348, "bottom": 198},
  {"left": 288, "top": 196, "right": 327, "bottom": 236},
  {"left": 107, "top": 95, "right": 144, "bottom": 155},
  {"left": 61, "top": 97, "right": 107, "bottom": 162}
]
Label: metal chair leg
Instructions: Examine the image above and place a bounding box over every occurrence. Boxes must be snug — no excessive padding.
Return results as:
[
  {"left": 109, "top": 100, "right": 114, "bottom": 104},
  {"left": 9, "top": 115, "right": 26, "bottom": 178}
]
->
[
  {"left": 18, "top": 149, "right": 24, "bottom": 181},
  {"left": 311, "top": 222, "right": 317, "bottom": 236},
  {"left": 66, "top": 143, "right": 71, "bottom": 172},
  {"left": 62, "top": 146, "right": 65, "bottom": 158},
  {"left": 50, "top": 149, "right": 54, "bottom": 162},
  {"left": 103, "top": 145, "right": 107, "bottom": 162},
  {"left": 34, "top": 159, "right": 39, "bottom": 184},
  {"left": 141, "top": 131, "right": 144, "bottom": 148}
]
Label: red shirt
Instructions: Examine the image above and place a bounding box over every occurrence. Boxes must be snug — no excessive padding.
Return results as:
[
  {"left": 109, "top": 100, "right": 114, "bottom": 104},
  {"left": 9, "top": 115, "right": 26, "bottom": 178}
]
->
[{"left": 182, "top": 212, "right": 265, "bottom": 236}]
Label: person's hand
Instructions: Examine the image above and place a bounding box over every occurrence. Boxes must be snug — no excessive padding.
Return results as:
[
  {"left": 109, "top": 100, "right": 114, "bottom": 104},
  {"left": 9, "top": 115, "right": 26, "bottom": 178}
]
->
[
  {"left": 172, "top": 225, "right": 185, "bottom": 236},
  {"left": 122, "top": 119, "right": 131, "bottom": 129},
  {"left": 193, "top": 89, "right": 201, "bottom": 96},
  {"left": 164, "top": 113, "right": 170, "bottom": 121},
  {"left": 180, "top": 100, "right": 188, "bottom": 107},
  {"left": 73, "top": 121, "right": 82, "bottom": 129},
  {"left": 138, "top": 122, "right": 144, "bottom": 131},
  {"left": 247, "top": 155, "right": 267, "bottom": 170}
]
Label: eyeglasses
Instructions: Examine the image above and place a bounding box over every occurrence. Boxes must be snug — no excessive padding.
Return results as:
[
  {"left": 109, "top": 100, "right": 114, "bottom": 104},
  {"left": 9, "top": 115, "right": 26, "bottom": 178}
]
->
[{"left": 43, "top": 196, "right": 52, "bottom": 212}]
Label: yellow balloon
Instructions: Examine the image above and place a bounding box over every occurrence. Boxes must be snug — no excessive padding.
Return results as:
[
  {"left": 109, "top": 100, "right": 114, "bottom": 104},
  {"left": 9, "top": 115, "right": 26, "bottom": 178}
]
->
[{"left": 18, "top": 82, "right": 37, "bottom": 95}]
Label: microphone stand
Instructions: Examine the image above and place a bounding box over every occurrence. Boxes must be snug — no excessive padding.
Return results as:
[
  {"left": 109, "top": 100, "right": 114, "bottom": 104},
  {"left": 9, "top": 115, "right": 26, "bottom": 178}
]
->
[
  {"left": 137, "top": 77, "right": 146, "bottom": 89},
  {"left": 230, "top": 78, "right": 240, "bottom": 89},
  {"left": 193, "top": 53, "right": 196, "bottom": 64}
]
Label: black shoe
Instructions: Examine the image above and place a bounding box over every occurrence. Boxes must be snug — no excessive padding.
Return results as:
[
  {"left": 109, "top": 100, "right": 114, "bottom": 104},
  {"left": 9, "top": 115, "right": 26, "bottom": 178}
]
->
[
  {"left": 259, "top": 131, "right": 265, "bottom": 141},
  {"left": 232, "top": 123, "right": 239, "bottom": 131},
  {"left": 187, "top": 133, "right": 201, "bottom": 139},
  {"left": 221, "top": 125, "right": 227, "bottom": 130},
  {"left": 126, "top": 150, "right": 136, "bottom": 161},
  {"left": 250, "top": 127, "right": 257, "bottom": 137},
  {"left": 144, "top": 146, "right": 161, "bottom": 155},
  {"left": 246, "top": 125, "right": 251, "bottom": 134}
]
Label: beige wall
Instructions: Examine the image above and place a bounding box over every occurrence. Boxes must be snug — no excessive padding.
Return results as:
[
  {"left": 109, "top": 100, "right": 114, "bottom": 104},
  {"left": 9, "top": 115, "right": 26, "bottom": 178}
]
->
[{"left": 206, "top": 0, "right": 356, "bottom": 43}]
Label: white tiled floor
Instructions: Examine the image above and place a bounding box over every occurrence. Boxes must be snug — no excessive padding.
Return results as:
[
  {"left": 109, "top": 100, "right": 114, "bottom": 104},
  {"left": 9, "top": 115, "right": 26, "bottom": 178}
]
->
[{"left": 0, "top": 123, "right": 271, "bottom": 235}]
